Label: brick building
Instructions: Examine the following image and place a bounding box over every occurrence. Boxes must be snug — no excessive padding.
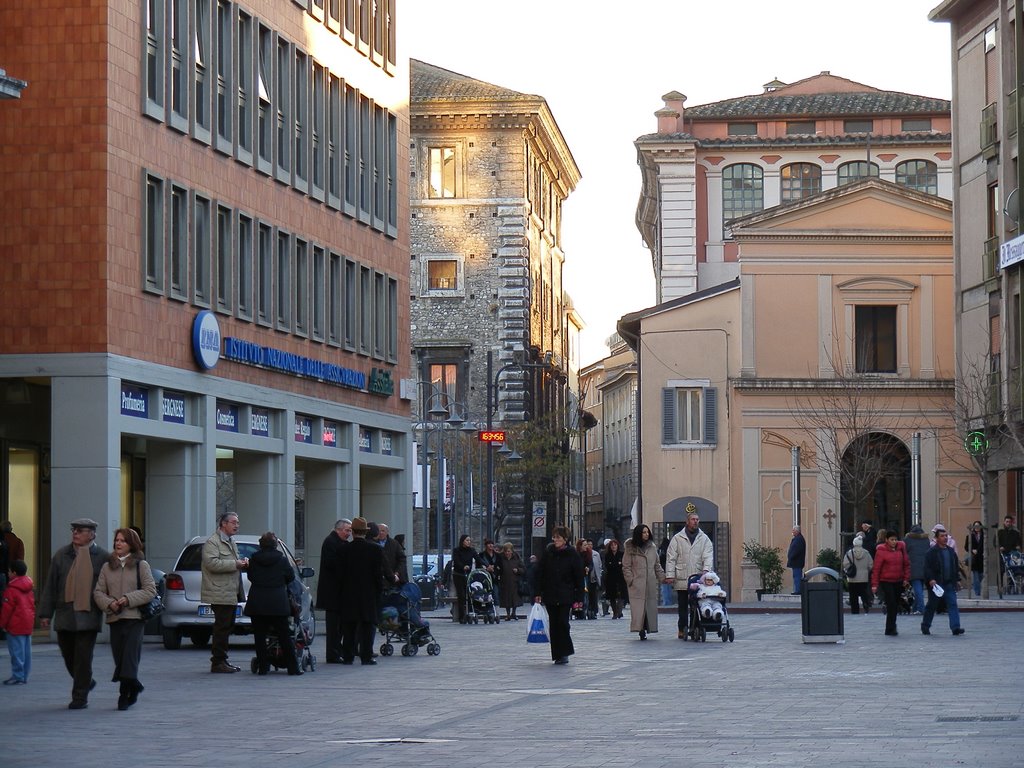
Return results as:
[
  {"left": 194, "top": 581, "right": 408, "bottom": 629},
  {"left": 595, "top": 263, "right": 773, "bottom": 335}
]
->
[{"left": 0, "top": 0, "right": 410, "bottom": 582}]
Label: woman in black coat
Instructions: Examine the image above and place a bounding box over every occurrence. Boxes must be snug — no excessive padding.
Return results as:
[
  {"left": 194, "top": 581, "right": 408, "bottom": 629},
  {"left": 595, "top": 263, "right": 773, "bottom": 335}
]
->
[
  {"left": 244, "top": 532, "right": 300, "bottom": 675},
  {"left": 602, "top": 539, "right": 627, "bottom": 619},
  {"left": 451, "top": 534, "right": 479, "bottom": 624},
  {"left": 534, "top": 526, "right": 585, "bottom": 665}
]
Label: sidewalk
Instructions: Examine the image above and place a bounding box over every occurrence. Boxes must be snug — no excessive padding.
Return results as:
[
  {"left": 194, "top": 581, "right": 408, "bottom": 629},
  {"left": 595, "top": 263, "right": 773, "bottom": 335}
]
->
[{"left": 2, "top": 604, "right": 1022, "bottom": 768}]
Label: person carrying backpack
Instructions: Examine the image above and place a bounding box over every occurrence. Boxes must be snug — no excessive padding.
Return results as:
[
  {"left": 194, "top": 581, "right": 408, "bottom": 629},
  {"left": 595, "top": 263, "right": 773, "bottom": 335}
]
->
[{"left": 843, "top": 536, "right": 873, "bottom": 614}]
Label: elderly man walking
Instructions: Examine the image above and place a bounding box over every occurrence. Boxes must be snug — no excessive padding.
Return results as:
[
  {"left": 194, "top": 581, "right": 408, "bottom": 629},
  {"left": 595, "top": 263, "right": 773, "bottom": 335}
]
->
[
  {"left": 201, "top": 512, "right": 248, "bottom": 673},
  {"left": 664, "top": 511, "right": 713, "bottom": 640}
]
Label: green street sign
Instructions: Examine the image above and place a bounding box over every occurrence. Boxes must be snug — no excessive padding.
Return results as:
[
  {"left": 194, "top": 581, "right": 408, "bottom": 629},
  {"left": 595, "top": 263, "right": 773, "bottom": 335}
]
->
[{"left": 964, "top": 431, "right": 989, "bottom": 456}]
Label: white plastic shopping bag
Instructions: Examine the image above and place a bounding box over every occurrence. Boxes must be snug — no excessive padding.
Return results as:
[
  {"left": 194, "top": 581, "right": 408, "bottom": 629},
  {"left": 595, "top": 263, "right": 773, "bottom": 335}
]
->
[{"left": 527, "top": 602, "right": 550, "bottom": 643}]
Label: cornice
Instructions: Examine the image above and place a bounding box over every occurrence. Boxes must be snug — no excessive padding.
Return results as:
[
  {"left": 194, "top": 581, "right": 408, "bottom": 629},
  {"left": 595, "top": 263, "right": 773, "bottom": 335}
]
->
[{"left": 731, "top": 377, "right": 954, "bottom": 392}]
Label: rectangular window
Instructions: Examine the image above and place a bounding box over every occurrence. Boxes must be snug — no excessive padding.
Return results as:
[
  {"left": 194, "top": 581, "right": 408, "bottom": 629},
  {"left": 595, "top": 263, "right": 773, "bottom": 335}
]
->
[
  {"left": 387, "top": 112, "right": 397, "bottom": 235},
  {"left": 387, "top": 276, "right": 397, "bottom": 361},
  {"left": 312, "top": 246, "right": 325, "bottom": 341},
  {"left": 170, "top": 185, "right": 188, "bottom": 299},
  {"left": 373, "top": 271, "right": 385, "bottom": 358},
  {"left": 213, "top": 0, "right": 232, "bottom": 153},
  {"left": 429, "top": 363, "right": 458, "bottom": 409},
  {"left": 344, "top": 84, "right": 358, "bottom": 213},
  {"left": 373, "top": 104, "right": 386, "bottom": 230},
  {"left": 727, "top": 122, "right": 756, "bottom": 136},
  {"left": 344, "top": 258, "right": 357, "bottom": 348},
  {"left": 215, "top": 204, "right": 232, "bottom": 312},
  {"left": 293, "top": 49, "right": 308, "bottom": 192},
  {"left": 428, "top": 259, "right": 457, "bottom": 290},
  {"left": 311, "top": 63, "right": 326, "bottom": 201},
  {"left": 327, "top": 0, "right": 342, "bottom": 32},
  {"left": 661, "top": 386, "right": 718, "bottom": 446},
  {"left": 169, "top": 0, "right": 188, "bottom": 130},
  {"left": 328, "top": 252, "right": 342, "bottom": 344},
  {"left": 294, "top": 238, "right": 308, "bottom": 336},
  {"left": 275, "top": 38, "right": 293, "bottom": 182},
  {"left": 385, "top": 0, "right": 395, "bottom": 69},
  {"left": 901, "top": 118, "right": 932, "bottom": 132},
  {"left": 359, "top": 264, "right": 372, "bottom": 353},
  {"left": 345, "top": 0, "right": 357, "bottom": 40},
  {"left": 192, "top": 0, "right": 212, "bottom": 142},
  {"left": 855, "top": 306, "right": 897, "bottom": 373},
  {"left": 144, "top": 174, "right": 165, "bottom": 292},
  {"left": 144, "top": 0, "right": 165, "bottom": 118},
  {"left": 786, "top": 121, "right": 815, "bottom": 135},
  {"left": 237, "top": 213, "right": 253, "bottom": 319},
  {"left": 256, "top": 24, "right": 273, "bottom": 173},
  {"left": 192, "top": 193, "right": 212, "bottom": 305},
  {"left": 844, "top": 119, "right": 873, "bottom": 133},
  {"left": 235, "top": 10, "right": 253, "bottom": 162},
  {"left": 257, "top": 222, "right": 273, "bottom": 324},
  {"left": 358, "top": 0, "right": 371, "bottom": 50},
  {"left": 327, "top": 74, "right": 342, "bottom": 208},
  {"left": 359, "top": 94, "right": 372, "bottom": 221},
  {"left": 276, "top": 230, "right": 292, "bottom": 329},
  {"left": 372, "top": 0, "right": 385, "bottom": 62},
  {"left": 428, "top": 146, "right": 456, "bottom": 198}
]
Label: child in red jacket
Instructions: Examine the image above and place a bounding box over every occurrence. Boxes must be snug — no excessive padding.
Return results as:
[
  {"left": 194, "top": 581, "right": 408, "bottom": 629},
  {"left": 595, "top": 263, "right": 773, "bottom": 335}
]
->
[{"left": 1, "top": 561, "right": 35, "bottom": 684}]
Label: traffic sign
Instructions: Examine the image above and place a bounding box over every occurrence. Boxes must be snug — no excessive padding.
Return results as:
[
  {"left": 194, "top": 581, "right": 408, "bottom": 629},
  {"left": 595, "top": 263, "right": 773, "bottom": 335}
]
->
[{"left": 532, "top": 501, "right": 547, "bottom": 537}]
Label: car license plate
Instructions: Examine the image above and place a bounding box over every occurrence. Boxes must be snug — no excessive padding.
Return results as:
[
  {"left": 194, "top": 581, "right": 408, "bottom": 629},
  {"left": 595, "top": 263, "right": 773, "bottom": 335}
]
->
[{"left": 198, "top": 605, "right": 242, "bottom": 617}]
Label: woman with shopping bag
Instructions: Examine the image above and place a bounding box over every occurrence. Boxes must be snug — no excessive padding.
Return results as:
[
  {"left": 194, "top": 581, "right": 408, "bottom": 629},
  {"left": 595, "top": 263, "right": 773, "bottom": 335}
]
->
[{"left": 533, "top": 526, "right": 585, "bottom": 665}]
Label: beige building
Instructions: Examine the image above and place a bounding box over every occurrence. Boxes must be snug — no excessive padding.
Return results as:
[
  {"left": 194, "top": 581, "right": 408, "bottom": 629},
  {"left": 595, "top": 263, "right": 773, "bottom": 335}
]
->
[{"left": 621, "top": 179, "right": 977, "bottom": 598}]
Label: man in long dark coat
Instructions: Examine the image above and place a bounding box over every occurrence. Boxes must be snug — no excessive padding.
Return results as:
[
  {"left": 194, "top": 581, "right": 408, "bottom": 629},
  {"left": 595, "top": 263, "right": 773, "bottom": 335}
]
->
[
  {"left": 316, "top": 519, "right": 351, "bottom": 664},
  {"left": 338, "top": 517, "right": 385, "bottom": 665}
]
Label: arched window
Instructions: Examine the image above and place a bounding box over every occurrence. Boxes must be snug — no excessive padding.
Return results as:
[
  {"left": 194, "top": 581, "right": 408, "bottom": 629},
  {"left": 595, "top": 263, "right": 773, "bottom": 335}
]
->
[
  {"left": 837, "top": 161, "right": 879, "bottom": 186},
  {"left": 780, "top": 163, "right": 822, "bottom": 202},
  {"left": 722, "top": 163, "right": 763, "bottom": 225},
  {"left": 895, "top": 160, "right": 938, "bottom": 195}
]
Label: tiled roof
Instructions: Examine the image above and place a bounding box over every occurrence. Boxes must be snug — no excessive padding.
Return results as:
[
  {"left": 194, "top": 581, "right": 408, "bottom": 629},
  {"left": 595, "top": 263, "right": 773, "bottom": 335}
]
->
[
  {"left": 636, "top": 132, "right": 951, "bottom": 147},
  {"left": 686, "top": 91, "right": 950, "bottom": 119},
  {"left": 411, "top": 59, "right": 539, "bottom": 104}
]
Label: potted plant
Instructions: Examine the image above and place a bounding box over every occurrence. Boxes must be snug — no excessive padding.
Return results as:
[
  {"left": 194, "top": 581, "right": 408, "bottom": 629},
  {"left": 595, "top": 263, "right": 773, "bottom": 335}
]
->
[
  {"left": 816, "top": 547, "right": 842, "bottom": 572},
  {"left": 742, "top": 540, "right": 784, "bottom": 598}
]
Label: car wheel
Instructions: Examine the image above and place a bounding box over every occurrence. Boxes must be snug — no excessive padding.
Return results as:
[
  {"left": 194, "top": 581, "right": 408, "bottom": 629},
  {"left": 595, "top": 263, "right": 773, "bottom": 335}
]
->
[
  {"left": 162, "top": 627, "right": 182, "bottom": 650},
  {"left": 190, "top": 630, "right": 212, "bottom": 648}
]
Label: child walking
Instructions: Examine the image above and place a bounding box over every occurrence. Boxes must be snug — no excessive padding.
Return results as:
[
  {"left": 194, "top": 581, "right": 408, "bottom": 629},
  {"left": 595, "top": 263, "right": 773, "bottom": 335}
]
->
[{"left": 1, "top": 560, "right": 35, "bottom": 685}]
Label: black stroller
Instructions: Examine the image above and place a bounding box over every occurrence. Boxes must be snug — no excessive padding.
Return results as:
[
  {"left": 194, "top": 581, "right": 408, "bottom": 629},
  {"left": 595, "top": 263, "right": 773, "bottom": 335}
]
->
[
  {"left": 249, "top": 616, "right": 316, "bottom": 673},
  {"left": 685, "top": 574, "right": 735, "bottom": 643},
  {"left": 464, "top": 568, "right": 498, "bottom": 624},
  {"left": 379, "top": 581, "right": 441, "bottom": 657}
]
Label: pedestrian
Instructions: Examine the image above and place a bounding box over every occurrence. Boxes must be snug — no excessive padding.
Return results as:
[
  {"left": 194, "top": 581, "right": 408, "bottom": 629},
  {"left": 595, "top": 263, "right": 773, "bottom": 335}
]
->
[
  {"left": 376, "top": 523, "right": 404, "bottom": 591},
  {"left": 1, "top": 560, "right": 34, "bottom": 685},
  {"left": 921, "top": 528, "right": 965, "bottom": 636},
  {"left": 602, "top": 539, "right": 627, "bottom": 619},
  {"left": 37, "top": 517, "right": 109, "bottom": 709},
  {"left": 587, "top": 540, "right": 603, "bottom": 620},
  {"left": 995, "top": 516, "right": 1022, "bottom": 590},
  {"left": 930, "top": 523, "right": 958, "bottom": 554},
  {"left": 497, "top": 542, "right": 524, "bottom": 621},
  {"left": 1, "top": 521, "right": 25, "bottom": 563},
  {"left": 201, "top": 512, "right": 248, "bottom": 674},
  {"left": 622, "top": 524, "right": 664, "bottom": 640},
  {"left": 451, "top": 534, "right": 479, "bottom": 624},
  {"left": 478, "top": 539, "right": 502, "bottom": 618},
  {"left": 904, "top": 525, "right": 930, "bottom": 613},
  {"left": 870, "top": 530, "right": 910, "bottom": 636},
  {"left": 842, "top": 535, "right": 873, "bottom": 614},
  {"left": 316, "top": 518, "right": 351, "bottom": 665},
  {"left": 245, "top": 531, "right": 301, "bottom": 675},
  {"left": 860, "top": 520, "right": 878, "bottom": 555},
  {"left": 337, "top": 517, "right": 385, "bottom": 665},
  {"left": 787, "top": 526, "right": 806, "bottom": 594},
  {"left": 92, "top": 528, "right": 157, "bottom": 709},
  {"left": 533, "top": 526, "right": 584, "bottom": 665},
  {"left": 664, "top": 511, "right": 714, "bottom": 640},
  {"left": 967, "top": 521, "right": 985, "bottom": 597}
]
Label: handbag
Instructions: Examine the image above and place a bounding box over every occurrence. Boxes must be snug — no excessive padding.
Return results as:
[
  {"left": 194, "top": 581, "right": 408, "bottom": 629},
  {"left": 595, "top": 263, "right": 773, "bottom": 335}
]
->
[
  {"left": 526, "top": 602, "right": 550, "bottom": 644},
  {"left": 844, "top": 551, "right": 857, "bottom": 578},
  {"left": 136, "top": 562, "right": 164, "bottom": 621}
]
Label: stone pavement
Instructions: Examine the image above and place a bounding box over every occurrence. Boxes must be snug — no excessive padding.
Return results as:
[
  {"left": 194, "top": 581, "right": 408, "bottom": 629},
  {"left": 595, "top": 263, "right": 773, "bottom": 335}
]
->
[{"left": 1, "top": 604, "right": 1022, "bottom": 768}]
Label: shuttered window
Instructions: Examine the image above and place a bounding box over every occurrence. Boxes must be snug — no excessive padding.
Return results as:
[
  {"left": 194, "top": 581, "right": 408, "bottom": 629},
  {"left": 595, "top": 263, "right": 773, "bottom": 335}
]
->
[{"left": 662, "top": 386, "right": 718, "bottom": 446}]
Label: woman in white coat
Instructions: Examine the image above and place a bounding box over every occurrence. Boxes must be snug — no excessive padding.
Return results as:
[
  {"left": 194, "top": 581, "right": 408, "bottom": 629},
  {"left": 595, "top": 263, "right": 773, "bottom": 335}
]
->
[{"left": 622, "top": 524, "right": 664, "bottom": 640}]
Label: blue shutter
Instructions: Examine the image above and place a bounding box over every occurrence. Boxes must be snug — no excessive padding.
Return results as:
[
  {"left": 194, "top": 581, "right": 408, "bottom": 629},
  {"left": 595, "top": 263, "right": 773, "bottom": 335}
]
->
[
  {"left": 662, "top": 387, "right": 676, "bottom": 444},
  {"left": 703, "top": 387, "right": 718, "bottom": 445}
]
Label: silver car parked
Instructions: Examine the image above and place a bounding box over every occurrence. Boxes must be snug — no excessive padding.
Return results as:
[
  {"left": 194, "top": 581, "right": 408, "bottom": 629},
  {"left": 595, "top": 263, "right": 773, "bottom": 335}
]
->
[{"left": 161, "top": 534, "right": 315, "bottom": 650}]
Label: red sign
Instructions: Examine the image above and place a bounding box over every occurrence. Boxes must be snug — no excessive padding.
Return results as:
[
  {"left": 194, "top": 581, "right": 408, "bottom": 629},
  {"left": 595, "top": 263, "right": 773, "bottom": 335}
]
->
[{"left": 478, "top": 430, "right": 506, "bottom": 443}]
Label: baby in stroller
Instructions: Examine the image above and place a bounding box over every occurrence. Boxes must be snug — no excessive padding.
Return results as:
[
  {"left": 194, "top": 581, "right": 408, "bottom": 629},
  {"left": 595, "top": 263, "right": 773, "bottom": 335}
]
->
[
  {"left": 379, "top": 581, "right": 441, "bottom": 656},
  {"left": 696, "top": 571, "right": 728, "bottom": 622},
  {"left": 465, "top": 568, "right": 498, "bottom": 624}
]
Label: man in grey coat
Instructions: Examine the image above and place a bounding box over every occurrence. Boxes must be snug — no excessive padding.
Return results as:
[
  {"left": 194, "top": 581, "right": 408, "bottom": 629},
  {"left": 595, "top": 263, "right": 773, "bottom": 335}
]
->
[
  {"left": 201, "top": 512, "right": 248, "bottom": 673},
  {"left": 38, "top": 518, "right": 109, "bottom": 709}
]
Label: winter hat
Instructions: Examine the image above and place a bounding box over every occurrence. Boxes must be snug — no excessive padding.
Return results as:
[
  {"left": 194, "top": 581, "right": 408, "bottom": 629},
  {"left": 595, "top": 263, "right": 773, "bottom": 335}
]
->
[
  {"left": 853, "top": 535, "right": 864, "bottom": 547},
  {"left": 931, "top": 523, "right": 947, "bottom": 535},
  {"left": 910, "top": 525, "right": 924, "bottom": 534},
  {"left": 703, "top": 571, "right": 720, "bottom": 584}
]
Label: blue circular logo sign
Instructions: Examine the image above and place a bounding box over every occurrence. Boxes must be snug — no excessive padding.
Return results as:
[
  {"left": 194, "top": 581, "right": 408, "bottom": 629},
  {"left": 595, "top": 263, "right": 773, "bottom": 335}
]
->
[{"left": 192, "top": 311, "right": 221, "bottom": 370}]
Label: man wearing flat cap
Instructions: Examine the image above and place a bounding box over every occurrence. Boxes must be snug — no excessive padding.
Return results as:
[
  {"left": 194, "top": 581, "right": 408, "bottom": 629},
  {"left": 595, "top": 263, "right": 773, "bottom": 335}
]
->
[{"left": 38, "top": 518, "right": 109, "bottom": 709}]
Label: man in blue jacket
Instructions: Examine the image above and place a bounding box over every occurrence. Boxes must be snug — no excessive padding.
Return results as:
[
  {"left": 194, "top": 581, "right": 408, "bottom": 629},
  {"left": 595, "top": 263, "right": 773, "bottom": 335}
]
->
[
  {"left": 921, "top": 529, "right": 965, "bottom": 636},
  {"left": 787, "top": 526, "right": 806, "bottom": 595}
]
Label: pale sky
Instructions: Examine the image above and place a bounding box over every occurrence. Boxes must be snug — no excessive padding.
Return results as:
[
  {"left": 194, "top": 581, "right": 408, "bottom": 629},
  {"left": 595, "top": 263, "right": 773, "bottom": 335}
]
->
[{"left": 400, "top": 0, "right": 954, "bottom": 366}]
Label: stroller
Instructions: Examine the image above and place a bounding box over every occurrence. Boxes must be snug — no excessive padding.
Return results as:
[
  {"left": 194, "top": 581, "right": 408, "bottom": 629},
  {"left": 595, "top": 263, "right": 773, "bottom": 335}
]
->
[
  {"left": 378, "top": 581, "right": 440, "bottom": 657},
  {"left": 897, "top": 583, "right": 915, "bottom": 614},
  {"left": 464, "top": 568, "right": 498, "bottom": 624},
  {"left": 249, "top": 615, "right": 316, "bottom": 673},
  {"left": 685, "top": 574, "right": 735, "bottom": 643},
  {"left": 1003, "top": 551, "right": 1024, "bottom": 594}
]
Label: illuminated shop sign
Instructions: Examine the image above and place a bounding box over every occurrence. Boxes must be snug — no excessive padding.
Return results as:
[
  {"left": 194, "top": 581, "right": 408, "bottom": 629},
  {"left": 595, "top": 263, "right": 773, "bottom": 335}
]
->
[
  {"left": 323, "top": 423, "right": 338, "bottom": 447},
  {"left": 120, "top": 384, "right": 149, "bottom": 418},
  {"left": 192, "top": 311, "right": 222, "bottom": 370},
  {"left": 251, "top": 408, "right": 270, "bottom": 437},
  {"left": 358, "top": 428, "right": 372, "bottom": 452},
  {"left": 381, "top": 432, "right": 392, "bottom": 455},
  {"left": 162, "top": 392, "right": 186, "bottom": 424},
  {"left": 216, "top": 401, "right": 239, "bottom": 432},
  {"left": 294, "top": 416, "right": 312, "bottom": 444}
]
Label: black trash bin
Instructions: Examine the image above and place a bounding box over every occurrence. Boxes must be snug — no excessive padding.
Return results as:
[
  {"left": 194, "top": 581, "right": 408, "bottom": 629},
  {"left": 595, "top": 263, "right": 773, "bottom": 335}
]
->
[{"left": 800, "top": 566, "right": 844, "bottom": 643}]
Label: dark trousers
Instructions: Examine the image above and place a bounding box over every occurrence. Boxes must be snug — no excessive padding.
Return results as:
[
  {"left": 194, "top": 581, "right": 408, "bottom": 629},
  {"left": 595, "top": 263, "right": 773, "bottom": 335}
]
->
[
  {"left": 109, "top": 619, "right": 145, "bottom": 682},
  {"left": 252, "top": 615, "right": 297, "bottom": 673},
  {"left": 848, "top": 582, "right": 871, "bottom": 613},
  {"left": 547, "top": 603, "right": 574, "bottom": 661},
  {"left": 879, "top": 582, "right": 901, "bottom": 633},
  {"left": 324, "top": 610, "right": 342, "bottom": 662},
  {"left": 56, "top": 630, "right": 98, "bottom": 704},
  {"left": 676, "top": 588, "right": 693, "bottom": 631},
  {"left": 341, "top": 620, "right": 376, "bottom": 663},
  {"left": 587, "top": 582, "right": 599, "bottom": 618},
  {"left": 452, "top": 574, "right": 467, "bottom": 622},
  {"left": 210, "top": 604, "right": 237, "bottom": 665}
]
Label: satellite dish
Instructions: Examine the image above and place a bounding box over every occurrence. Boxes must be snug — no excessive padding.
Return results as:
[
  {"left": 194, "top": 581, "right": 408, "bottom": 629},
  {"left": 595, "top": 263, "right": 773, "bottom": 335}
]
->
[{"left": 1005, "top": 187, "right": 1019, "bottom": 223}]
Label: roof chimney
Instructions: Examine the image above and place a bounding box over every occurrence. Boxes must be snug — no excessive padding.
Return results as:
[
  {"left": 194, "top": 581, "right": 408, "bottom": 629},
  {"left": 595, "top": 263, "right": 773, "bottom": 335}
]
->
[{"left": 658, "top": 90, "right": 686, "bottom": 133}]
